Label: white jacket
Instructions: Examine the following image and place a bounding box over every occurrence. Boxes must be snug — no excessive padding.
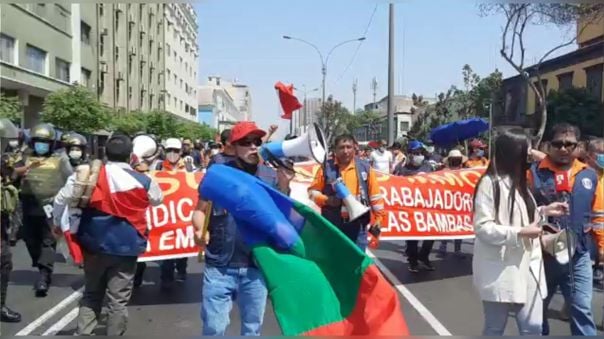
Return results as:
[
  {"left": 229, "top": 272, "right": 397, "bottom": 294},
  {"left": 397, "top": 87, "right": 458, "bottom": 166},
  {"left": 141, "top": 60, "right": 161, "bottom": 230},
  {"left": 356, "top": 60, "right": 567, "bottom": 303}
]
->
[{"left": 472, "top": 175, "right": 547, "bottom": 304}]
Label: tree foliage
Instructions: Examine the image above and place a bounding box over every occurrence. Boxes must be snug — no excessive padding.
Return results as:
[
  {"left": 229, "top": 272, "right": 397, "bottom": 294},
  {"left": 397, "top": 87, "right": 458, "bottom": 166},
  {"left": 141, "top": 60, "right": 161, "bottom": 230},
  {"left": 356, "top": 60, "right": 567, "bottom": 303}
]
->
[
  {"left": 108, "top": 110, "right": 148, "bottom": 136},
  {"left": 479, "top": 3, "right": 604, "bottom": 146},
  {"left": 407, "top": 65, "right": 502, "bottom": 141},
  {"left": 0, "top": 95, "right": 23, "bottom": 125},
  {"left": 42, "top": 85, "right": 109, "bottom": 134},
  {"left": 545, "top": 88, "right": 604, "bottom": 139},
  {"left": 317, "top": 95, "right": 353, "bottom": 145}
]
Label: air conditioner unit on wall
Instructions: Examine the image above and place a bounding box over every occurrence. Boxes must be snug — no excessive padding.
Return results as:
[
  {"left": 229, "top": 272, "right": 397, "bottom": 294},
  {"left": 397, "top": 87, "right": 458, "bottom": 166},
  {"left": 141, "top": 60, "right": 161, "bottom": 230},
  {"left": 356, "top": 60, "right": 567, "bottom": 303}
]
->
[
  {"left": 101, "top": 28, "right": 108, "bottom": 36},
  {"left": 100, "top": 63, "right": 108, "bottom": 73}
]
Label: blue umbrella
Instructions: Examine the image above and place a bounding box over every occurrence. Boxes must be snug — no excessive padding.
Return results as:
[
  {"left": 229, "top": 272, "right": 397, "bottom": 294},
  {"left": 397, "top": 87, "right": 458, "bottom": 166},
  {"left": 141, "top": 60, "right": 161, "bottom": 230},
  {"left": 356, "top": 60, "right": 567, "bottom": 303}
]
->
[{"left": 429, "top": 118, "right": 489, "bottom": 147}]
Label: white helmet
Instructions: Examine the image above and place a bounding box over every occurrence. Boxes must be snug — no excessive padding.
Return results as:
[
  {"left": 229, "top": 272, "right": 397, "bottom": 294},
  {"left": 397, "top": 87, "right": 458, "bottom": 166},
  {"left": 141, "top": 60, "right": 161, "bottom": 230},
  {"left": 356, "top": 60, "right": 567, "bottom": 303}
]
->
[
  {"left": 165, "top": 138, "right": 182, "bottom": 150},
  {"left": 131, "top": 134, "right": 159, "bottom": 166}
]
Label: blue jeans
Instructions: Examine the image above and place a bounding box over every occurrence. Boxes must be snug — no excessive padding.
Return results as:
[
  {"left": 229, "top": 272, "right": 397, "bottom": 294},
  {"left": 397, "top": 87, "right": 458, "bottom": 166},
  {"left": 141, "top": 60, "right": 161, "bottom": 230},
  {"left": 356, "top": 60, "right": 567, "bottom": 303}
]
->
[
  {"left": 201, "top": 265, "right": 267, "bottom": 336},
  {"left": 542, "top": 250, "right": 596, "bottom": 335},
  {"left": 356, "top": 229, "right": 368, "bottom": 252}
]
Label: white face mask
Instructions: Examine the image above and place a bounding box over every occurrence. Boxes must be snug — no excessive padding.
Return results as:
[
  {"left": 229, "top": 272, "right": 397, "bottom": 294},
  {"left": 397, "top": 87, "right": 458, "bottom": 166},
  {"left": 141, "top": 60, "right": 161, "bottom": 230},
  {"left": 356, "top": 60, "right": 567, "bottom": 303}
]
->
[
  {"left": 166, "top": 152, "right": 180, "bottom": 164},
  {"left": 411, "top": 155, "right": 425, "bottom": 166},
  {"left": 8, "top": 140, "right": 19, "bottom": 148},
  {"left": 69, "top": 150, "right": 83, "bottom": 160},
  {"left": 211, "top": 149, "right": 219, "bottom": 155}
]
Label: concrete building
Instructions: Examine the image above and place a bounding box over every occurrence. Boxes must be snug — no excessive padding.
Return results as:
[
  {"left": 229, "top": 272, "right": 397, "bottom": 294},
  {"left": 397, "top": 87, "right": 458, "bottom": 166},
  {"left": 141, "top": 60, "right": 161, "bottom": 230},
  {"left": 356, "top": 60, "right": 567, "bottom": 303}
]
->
[
  {"left": 497, "top": 15, "right": 604, "bottom": 128},
  {"left": 0, "top": 3, "right": 98, "bottom": 127},
  {"left": 356, "top": 95, "right": 436, "bottom": 141},
  {"left": 197, "top": 76, "right": 248, "bottom": 132},
  {"left": 163, "top": 3, "right": 198, "bottom": 120},
  {"left": 295, "top": 97, "right": 322, "bottom": 135},
  {"left": 96, "top": 3, "right": 198, "bottom": 121}
]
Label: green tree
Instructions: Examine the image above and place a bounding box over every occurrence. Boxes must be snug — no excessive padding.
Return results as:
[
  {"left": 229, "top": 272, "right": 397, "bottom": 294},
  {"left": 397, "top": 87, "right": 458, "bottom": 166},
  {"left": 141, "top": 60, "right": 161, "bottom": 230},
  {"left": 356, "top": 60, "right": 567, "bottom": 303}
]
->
[
  {"left": 42, "top": 85, "right": 109, "bottom": 133},
  {"left": 545, "top": 88, "right": 604, "bottom": 138},
  {"left": 317, "top": 95, "right": 353, "bottom": 145},
  {"left": 456, "top": 65, "right": 503, "bottom": 119},
  {"left": 0, "top": 95, "right": 23, "bottom": 125},
  {"left": 176, "top": 121, "right": 216, "bottom": 141},
  {"left": 144, "top": 110, "right": 180, "bottom": 140},
  {"left": 109, "top": 110, "right": 148, "bottom": 136}
]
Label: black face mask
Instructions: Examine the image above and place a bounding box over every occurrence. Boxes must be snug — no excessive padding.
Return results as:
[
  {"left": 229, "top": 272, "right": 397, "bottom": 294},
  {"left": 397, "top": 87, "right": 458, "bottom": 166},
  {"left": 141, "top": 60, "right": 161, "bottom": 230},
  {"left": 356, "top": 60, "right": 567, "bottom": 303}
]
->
[
  {"left": 449, "top": 159, "right": 462, "bottom": 168},
  {"left": 237, "top": 158, "right": 258, "bottom": 175}
]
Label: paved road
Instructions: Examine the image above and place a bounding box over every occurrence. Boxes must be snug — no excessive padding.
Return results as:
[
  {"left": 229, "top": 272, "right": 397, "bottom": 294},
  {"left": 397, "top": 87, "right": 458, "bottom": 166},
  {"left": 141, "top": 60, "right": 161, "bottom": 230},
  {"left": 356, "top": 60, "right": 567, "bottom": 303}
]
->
[{"left": 2, "top": 239, "right": 602, "bottom": 336}]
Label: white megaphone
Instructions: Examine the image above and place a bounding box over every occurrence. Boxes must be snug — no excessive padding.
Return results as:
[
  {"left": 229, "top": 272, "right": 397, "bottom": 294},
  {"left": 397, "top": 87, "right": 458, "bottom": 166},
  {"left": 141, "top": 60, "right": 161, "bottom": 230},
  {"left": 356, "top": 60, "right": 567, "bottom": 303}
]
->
[
  {"left": 541, "top": 224, "right": 575, "bottom": 265},
  {"left": 131, "top": 134, "right": 159, "bottom": 167},
  {"left": 333, "top": 178, "right": 370, "bottom": 222},
  {"left": 260, "top": 123, "right": 327, "bottom": 166}
]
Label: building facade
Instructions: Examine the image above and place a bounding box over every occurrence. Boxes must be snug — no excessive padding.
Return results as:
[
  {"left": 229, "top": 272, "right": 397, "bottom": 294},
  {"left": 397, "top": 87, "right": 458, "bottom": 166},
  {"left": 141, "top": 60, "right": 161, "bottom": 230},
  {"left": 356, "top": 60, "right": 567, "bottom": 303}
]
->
[
  {"left": 0, "top": 3, "right": 98, "bottom": 127},
  {"left": 162, "top": 3, "right": 198, "bottom": 119},
  {"left": 197, "top": 76, "right": 249, "bottom": 132},
  {"left": 355, "top": 95, "right": 436, "bottom": 141},
  {"left": 498, "top": 15, "right": 604, "bottom": 128},
  {"left": 96, "top": 3, "right": 198, "bottom": 121}
]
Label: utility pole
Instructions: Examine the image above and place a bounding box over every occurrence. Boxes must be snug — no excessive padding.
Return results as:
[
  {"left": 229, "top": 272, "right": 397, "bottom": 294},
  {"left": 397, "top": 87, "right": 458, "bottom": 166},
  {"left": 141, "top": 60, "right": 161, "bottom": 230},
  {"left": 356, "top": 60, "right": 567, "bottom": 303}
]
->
[
  {"left": 352, "top": 78, "right": 358, "bottom": 114},
  {"left": 387, "top": 3, "right": 395, "bottom": 145}
]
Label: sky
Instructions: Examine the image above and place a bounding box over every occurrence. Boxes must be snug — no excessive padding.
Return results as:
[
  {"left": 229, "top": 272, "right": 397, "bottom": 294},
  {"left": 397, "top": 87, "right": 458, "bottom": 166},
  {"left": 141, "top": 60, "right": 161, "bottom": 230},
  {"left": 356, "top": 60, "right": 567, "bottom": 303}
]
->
[{"left": 195, "top": 0, "right": 577, "bottom": 139}]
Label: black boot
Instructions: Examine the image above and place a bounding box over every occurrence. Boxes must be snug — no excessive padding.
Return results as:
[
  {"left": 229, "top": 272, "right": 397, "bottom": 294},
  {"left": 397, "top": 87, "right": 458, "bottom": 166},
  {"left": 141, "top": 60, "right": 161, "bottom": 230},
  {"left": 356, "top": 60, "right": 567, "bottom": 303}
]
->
[
  {"left": 34, "top": 269, "right": 51, "bottom": 297},
  {"left": 1, "top": 305, "right": 22, "bottom": 323}
]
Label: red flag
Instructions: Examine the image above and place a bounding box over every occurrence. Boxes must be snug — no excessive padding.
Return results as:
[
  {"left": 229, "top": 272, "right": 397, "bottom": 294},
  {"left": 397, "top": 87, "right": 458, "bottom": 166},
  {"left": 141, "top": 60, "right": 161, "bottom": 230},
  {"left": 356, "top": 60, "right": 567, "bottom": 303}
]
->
[
  {"left": 89, "top": 163, "right": 150, "bottom": 237},
  {"left": 275, "top": 81, "right": 303, "bottom": 120}
]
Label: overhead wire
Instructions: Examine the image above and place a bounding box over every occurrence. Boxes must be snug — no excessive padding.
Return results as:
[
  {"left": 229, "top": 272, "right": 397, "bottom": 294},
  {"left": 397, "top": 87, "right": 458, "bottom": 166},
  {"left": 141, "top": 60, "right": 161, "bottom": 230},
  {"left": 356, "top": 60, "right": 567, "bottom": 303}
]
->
[{"left": 332, "top": 4, "right": 379, "bottom": 85}]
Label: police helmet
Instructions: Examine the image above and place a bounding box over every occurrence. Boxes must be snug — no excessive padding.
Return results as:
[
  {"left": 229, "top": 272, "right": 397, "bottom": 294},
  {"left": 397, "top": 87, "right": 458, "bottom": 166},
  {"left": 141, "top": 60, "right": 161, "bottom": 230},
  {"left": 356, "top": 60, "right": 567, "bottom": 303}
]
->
[
  {"left": 30, "top": 123, "right": 56, "bottom": 142},
  {"left": 66, "top": 133, "right": 88, "bottom": 148}
]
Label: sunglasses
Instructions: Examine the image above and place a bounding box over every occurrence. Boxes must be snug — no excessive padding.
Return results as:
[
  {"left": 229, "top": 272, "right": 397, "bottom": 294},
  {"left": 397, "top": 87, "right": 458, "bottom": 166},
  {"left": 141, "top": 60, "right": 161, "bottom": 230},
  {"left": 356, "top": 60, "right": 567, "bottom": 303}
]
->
[
  {"left": 237, "top": 138, "right": 262, "bottom": 147},
  {"left": 166, "top": 148, "right": 181, "bottom": 153},
  {"left": 550, "top": 141, "right": 577, "bottom": 150}
]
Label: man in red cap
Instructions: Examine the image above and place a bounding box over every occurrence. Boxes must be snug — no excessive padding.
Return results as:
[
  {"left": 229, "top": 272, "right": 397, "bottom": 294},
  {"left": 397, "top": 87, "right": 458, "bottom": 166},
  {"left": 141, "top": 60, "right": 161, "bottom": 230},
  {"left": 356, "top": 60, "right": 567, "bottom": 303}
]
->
[
  {"left": 191, "top": 121, "right": 292, "bottom": 336},
  {"left": 464, "top": 138, "right": 489, "bottom": 168}
]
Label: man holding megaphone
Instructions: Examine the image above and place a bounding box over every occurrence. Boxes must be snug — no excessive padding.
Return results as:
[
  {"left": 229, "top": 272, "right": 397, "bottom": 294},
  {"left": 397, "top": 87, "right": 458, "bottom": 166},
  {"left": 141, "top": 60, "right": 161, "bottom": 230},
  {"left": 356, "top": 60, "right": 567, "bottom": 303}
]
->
[{"left": 308, "top": 133, "right": 385, "bottom": 251}]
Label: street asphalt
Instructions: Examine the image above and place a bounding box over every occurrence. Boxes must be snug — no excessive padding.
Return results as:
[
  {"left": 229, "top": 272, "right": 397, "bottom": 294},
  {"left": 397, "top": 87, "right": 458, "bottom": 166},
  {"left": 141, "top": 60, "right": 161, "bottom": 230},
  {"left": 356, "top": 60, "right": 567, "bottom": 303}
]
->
[{"left": 1, "top": 239, "right": 602, "bottom": 336}]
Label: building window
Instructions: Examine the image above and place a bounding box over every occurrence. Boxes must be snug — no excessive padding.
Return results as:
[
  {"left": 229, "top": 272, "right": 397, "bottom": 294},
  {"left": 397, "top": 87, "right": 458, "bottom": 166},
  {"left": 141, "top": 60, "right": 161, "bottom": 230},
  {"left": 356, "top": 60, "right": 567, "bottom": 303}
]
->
[
  {"left": 173, "top": 51, "right": 176, "bottom": 59},
  {"left": 174, "top": 74, "right": 177, "bottom": 85},
  {"left": 180, "top": 79, "right": 183, "bottom": 89},
  {"left": 99, "top": 4, "right": 104, "bottom": 16},
  {"left": 81, "top": 68, "right": 91, "bottom": 87},
  {"left": 99, "top": 72, "right": 105, "bottom": 95},
  {"left": 55, "top": 58, "right": 70, "bottom": 82},
  {"left": 174, "top": 97, "right": 177, "bottom": 107},
  {"left": 167, "top": 69, "right": 171, "bottom": 79},
  {"left": 114, "top": 9, "right": 120, "bottom": 32},
  {"left": 400, "top": 121, "right": 409, "bottom": 132},
  {"left": 115, "top": 46, "right": 119, "bottom": 62},
  {"left": 25, "top": 44, "right": 47, "bottom": 74},
  {"left": 81, "top": 21, "right": 91, "bottom": 44},
  {"left": 128, "top": 86, "right": 133, "bottom": 100},
  {"left": 140, "top": 62, "right": 144, "bottom": 79},
  {"left": 116, "top": 80, "right": 121, "bottom": 100},
  {"left": 140, "top": 91, "right": 144, "bottom": 108},
  {"left": 100, "top": 35, "right": 105, "bottom": 57},
  {"left": 585, "top": 64, "right": 603, "bottom": 101},
  {"left": 150, "top": 94, "right": 154, "bottom": 109},
  {"left": 149, "top": 40, "right": 153, "bottom": 55},
  {"left": 140, "top": 32, "right": 144, "bottom": 48},
  {"left": 557, "top": 72, "right": 573, "bottom": 91},
  {"left": 158, "top": 72, "right": 161, "bottom": 85},
  {"left": 0, "top": 34, "right": 15, "bottom": 64}
]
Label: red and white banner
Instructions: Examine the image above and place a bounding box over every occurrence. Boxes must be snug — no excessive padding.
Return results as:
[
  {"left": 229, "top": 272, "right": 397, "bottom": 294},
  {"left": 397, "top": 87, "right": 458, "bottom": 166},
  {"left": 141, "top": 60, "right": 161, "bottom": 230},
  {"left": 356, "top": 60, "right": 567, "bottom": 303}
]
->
[
  {"left": 289, "top": 162, "right": 486, "bottom": 240},
  {"left": 139, "top": 171, "right": 202, "bottom": 262},
  {"left": 139, "top": 163, "right": 485, "bottom": 261}
]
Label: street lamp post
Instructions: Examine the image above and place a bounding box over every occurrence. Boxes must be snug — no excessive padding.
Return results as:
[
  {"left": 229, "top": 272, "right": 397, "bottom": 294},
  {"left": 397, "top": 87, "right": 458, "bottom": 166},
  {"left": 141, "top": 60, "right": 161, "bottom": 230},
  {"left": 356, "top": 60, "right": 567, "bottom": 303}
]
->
[{"left": 283, "top": 35, "right": 365, "bottom": 130}]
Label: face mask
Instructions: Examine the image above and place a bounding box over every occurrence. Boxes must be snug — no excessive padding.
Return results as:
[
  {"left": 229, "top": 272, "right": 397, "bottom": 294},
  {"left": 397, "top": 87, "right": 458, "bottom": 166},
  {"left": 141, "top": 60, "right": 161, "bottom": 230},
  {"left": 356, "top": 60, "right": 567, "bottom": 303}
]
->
[
  {"left": 8, "top": 140, "right": 18, "bottom": 148},
  {"left": 166, "top": 152, "right": 180, "bottom": 164},
  {"left": 69, "top": 150, "right": 83, "bottom": 160},
  {"left": 34, "top": 142, "right": 50, "bottom": 155},
  {"left": 211, "top": 149, "right": 219, "bottom": 156},
  {"left": 449, "top": 159, "right": 462, "bottom": 168},
  {"left": 474, "top": 150, "right": 485, "bottom": 158},
  {"left": 411, "top": 155, "right": 425, "bottom": 166},
  {"left": 596, "top": 154, "right": 604, "bottom": 169}
]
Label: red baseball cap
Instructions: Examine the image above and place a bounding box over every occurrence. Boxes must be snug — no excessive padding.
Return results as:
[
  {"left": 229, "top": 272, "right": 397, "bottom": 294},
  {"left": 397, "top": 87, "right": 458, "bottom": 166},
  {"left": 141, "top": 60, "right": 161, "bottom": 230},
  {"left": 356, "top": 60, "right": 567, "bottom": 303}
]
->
[{"left": 229, "top": 121, "right": 267, "bottom": 144}]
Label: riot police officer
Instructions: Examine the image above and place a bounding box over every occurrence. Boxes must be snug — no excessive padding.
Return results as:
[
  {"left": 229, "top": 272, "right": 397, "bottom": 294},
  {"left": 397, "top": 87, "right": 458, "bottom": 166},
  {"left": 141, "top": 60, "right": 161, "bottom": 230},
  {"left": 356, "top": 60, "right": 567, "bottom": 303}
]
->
[
  {"left": 65, "top": 133, "right": 88, "bottom": 167},
  {"left": 13, "top": 123, "right": 73, "bottom": 297}
]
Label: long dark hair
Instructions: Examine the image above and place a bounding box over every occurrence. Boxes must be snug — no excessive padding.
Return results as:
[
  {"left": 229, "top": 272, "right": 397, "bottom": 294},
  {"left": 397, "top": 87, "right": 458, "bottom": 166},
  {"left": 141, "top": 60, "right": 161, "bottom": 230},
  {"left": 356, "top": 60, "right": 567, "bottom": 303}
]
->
[{"left": 474, "top": 128, "right": 536, "bottom": 224}]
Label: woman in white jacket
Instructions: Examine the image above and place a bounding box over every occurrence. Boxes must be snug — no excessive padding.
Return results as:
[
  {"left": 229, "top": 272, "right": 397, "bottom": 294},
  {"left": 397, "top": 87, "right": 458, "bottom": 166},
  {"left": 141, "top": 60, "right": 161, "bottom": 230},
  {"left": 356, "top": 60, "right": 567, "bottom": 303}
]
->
[{"left": 472, "top": 128, "right": 567, "bottom": 336}]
